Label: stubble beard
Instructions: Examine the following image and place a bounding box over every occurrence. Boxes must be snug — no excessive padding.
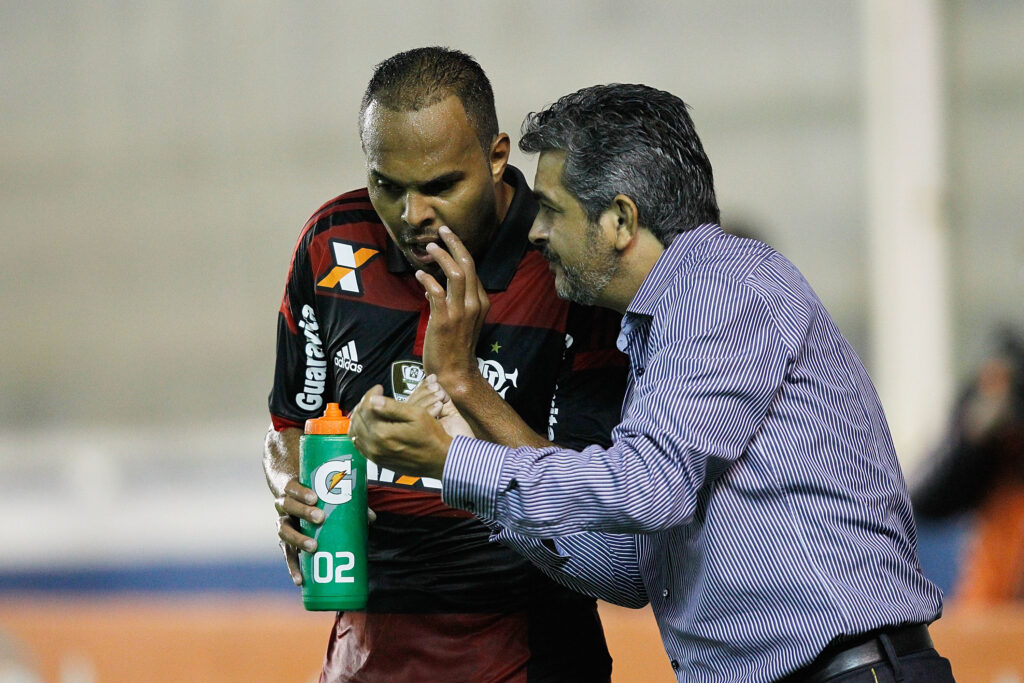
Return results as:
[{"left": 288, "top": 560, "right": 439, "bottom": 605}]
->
[{"left": 545, "top": 244, "right": 618, "bottom": 306}]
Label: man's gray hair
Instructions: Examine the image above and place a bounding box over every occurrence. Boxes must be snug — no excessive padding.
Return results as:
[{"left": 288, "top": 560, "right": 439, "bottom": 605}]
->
[{"left": 519, "top": 84, "right": 719, "bottom": 246}]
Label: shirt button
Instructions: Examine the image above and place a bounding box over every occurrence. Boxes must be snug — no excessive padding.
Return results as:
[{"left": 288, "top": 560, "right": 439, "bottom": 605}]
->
[
  {"left": 671, "top": 660, "right": 680, "bottom": 671},
  {"left": 636, "top": 367, "right": 645, "bottom": 377},
  {"left": 464, "top": 502, "right": 475, "bottom": 512},
  {"left": 662, "top": 588, "right": 670, "bottom": 598}
]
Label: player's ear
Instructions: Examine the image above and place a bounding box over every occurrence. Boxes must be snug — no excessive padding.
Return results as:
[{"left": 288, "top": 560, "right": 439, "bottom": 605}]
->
[{"left": 488, "top": 133, "right": 511, "bottom": 184}]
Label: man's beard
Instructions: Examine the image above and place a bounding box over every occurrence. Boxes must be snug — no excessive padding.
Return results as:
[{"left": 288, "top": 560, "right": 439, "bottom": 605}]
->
[{"left": 543, "top": 237, "right": 618, "bottom": 306}]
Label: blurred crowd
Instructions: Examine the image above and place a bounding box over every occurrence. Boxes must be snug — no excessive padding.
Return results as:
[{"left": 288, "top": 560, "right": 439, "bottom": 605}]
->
[{"left": 913, "top": 327, "right": 1024, "bottom": 604}]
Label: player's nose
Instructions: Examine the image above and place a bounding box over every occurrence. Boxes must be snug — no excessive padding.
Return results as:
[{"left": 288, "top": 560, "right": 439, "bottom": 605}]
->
[{"left": 402, "top": 191, "right": 434, "bottom": 228}]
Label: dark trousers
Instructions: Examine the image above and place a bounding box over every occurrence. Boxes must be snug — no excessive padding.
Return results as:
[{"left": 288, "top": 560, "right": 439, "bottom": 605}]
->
[{"left": 781, "top": 627, "right": 955, "bottom": 682}]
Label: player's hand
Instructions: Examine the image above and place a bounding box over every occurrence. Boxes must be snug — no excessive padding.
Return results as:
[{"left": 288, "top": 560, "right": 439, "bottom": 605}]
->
[
  {"left": 275, "top": 477, "right": 323, "bottom": 586},
  {"left": 275, "top": 479, "right": 377, "bottom": 587},
  {"left": 415, "top": 226, "right": 490, "bottom": 384},
  {"left": 408, "top": 374, "right": 476, "bottom": 439},
  {"left": 350, "top": 385, "right": 452, "bottom": 479}
]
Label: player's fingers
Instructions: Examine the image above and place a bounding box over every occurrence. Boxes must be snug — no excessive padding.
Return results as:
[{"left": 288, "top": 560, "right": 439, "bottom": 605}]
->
[
  {"left": 279, "top": 494, "right": 324, "bottom": 524},
  {"left": 439, "top": 226, "right": 481, "bottom": 309},
  {"left": 406, "top": 375, "right": 443, "bottom": 416},
  {"left": 278, "top": 515, "right": 317, "bottom": 554},
  {"left": 425, "top": 241, "right": 465, "bottom": 313},
  {"left": 438, "top": 226, "right": 474, "bottom": 268},
  {"left": 476, "top": 277, "right": 491, "bottom": 322},
  {"left": 283, "top": 477, "right": 318, "bottom": 506},
  {"left": 426, "top": 378, "right": 451, "bottom": 405},
  {"left": 414, "top": 270, "right": 448, "bottom": 318}
]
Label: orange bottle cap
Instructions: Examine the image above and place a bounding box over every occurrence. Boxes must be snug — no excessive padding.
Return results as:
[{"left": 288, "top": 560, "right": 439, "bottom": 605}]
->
[{"left": 304, "top": 403, "right": 350, "bottom": 435}]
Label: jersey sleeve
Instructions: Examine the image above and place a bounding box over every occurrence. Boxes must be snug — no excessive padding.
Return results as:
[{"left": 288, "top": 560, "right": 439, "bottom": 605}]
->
[
  {"left": 268, "top": 223, "right": 334, "bottom": 430},
  {"left": 546, "top": 304, "right": 628, "bottom": 449}
]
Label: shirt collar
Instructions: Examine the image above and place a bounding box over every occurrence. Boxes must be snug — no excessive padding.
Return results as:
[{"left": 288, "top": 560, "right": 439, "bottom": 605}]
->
[
  {"left": 626, "top": 222, "right": 722, "bottom": 317},
  {"left": 385, "top": 165, "right": 538, "bottom": 292}
]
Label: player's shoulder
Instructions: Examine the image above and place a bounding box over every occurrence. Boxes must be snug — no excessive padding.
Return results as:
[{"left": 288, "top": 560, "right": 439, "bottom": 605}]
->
[
  {"left": 305, "top": 187, "right": 379, "bottom": 229},
  {"left": 292, "top": 188, "right": 386, "bottom": 251}
]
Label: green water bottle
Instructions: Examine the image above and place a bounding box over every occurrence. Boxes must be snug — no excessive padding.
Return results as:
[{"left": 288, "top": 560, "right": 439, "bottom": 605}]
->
[{"left": 299, "top": 402, "right": 368, "bottom": 611}]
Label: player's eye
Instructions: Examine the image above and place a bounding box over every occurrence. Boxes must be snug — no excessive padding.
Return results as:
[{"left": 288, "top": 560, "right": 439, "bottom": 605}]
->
[{"left": 421, "top": 179, "right": 455, "bottom": 196}]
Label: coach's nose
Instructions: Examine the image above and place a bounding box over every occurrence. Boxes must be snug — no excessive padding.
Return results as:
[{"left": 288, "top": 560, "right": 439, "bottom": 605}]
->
[{"left": 528, "top": 217, "right": 549, "bottom": 247}]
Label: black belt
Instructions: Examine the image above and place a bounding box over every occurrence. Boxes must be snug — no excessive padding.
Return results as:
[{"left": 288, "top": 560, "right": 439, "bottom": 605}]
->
[{"left": 792, "top": 624, "right": 934, "bottom": 682}]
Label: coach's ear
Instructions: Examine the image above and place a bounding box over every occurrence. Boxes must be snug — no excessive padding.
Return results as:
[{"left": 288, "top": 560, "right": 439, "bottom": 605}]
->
[{"left": 600, "top": 195, "right": 640, "bottom": 253}]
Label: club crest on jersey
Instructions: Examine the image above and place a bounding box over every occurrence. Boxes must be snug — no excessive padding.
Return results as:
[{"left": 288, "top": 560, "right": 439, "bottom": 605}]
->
[
  {"left": 316, "top": 240, "right": 379, "bottom": 296},
  {"left": 391, "top": 361, "right": 425, "bottom": 402},
  {"left": 478, "top": 357, "right": 519, "bottom": 398}
]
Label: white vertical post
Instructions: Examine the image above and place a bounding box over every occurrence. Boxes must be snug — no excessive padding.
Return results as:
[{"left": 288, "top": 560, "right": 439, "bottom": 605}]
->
[{"left": 861, "top": 0, "right": 953, "bottom": 473}]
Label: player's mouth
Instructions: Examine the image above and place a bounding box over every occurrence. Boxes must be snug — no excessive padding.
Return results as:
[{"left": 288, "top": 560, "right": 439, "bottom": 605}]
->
[{"left": 407, "top": 237, "right": 441, "bottom": 264}]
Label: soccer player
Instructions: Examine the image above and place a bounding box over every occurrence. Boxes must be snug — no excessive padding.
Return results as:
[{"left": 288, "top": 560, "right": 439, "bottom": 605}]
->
[{"left": 264, "top": 48, "right": 626, "bottom": 680}]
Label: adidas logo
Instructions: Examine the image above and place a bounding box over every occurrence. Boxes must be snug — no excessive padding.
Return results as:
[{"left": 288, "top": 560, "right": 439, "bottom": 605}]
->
[{"left": 334, "top": 340, "right": 363, "bottom": 374}]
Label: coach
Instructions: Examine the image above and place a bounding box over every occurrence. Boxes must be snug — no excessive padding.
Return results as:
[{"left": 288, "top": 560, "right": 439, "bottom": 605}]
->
[{"left": 350, "top": 83, "right": 955, "bottom": 682}]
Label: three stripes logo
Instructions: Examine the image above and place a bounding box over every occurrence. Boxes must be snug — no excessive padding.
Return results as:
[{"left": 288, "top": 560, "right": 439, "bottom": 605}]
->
[
  {"left": 317, "top": 240, "right": 379, "bottom": 296},
  {"left": 334, "top": 340, "right": 363, "bottom": 374}
]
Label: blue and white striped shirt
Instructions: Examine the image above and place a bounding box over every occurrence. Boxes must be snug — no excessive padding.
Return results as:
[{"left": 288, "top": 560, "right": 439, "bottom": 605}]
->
[{"left": 442, "top": 223, "right": 942, "bottom": 682}]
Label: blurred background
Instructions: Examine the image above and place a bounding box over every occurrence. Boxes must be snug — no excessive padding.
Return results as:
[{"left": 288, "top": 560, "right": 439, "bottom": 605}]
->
[{"left": 1, "top": 0, "right": 1022, "bottom": 681}]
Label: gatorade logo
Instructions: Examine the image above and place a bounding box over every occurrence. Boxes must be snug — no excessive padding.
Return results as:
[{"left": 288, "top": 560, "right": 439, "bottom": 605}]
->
[
  {"left": 317, "top": 240, "right": 379, "bottom": 296},
  {"left": 313, "top": 460, "right": 354, "bottom": 505}
]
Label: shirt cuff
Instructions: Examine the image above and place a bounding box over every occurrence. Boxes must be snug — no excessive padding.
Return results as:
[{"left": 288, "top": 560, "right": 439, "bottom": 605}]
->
[{"left": 441, "top": 435, "right": 509, "bottom": 517}]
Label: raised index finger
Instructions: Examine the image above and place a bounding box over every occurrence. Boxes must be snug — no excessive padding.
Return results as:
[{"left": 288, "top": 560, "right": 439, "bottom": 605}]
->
[{"left": 438, "top": 226, "right": 482, "bottom": 309}]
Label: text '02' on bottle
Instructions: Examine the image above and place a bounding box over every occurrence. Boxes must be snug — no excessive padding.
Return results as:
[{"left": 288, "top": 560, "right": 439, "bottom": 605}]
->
[{"left": 299, "top": 403, "right": 368, "bottom": 611}]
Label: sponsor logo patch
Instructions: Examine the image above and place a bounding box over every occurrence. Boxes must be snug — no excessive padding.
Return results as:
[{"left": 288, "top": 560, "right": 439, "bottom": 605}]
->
[
  {"left": 334, "top": 340, "right": 363, "bottom": 374},
  {"left": 316, "top": 240, "right": 379, "bottom": 296},
  {"left": 295, "top": 305, "right": 327, "bottom": 412}
]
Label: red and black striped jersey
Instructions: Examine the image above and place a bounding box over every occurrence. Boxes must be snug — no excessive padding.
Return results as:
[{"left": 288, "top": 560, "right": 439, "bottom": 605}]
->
[{"left": 269, "top": 166, "right": 627, "bottom": 681}]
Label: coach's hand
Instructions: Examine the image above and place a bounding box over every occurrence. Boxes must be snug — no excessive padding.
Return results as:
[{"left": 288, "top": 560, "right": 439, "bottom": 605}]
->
[
  {"left": 350, "top": 385, "right": 452, "bottom": 480},
  {"left": 415, "top": 226, "right": 489, "bottom": 386}
]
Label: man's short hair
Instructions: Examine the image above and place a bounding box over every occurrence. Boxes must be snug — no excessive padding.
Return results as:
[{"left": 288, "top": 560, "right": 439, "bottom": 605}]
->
[
  {"left": 360, "top": 47, "right": 499, "bottom": 153},
  {"left": 519, "top": 84, "right": 720, "bottom": 246}
]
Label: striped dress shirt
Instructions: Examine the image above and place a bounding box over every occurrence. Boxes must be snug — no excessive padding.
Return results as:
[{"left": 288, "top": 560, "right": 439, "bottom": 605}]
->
[{"left": 442, "top": 223, "right": 943, "bottom": 682}]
